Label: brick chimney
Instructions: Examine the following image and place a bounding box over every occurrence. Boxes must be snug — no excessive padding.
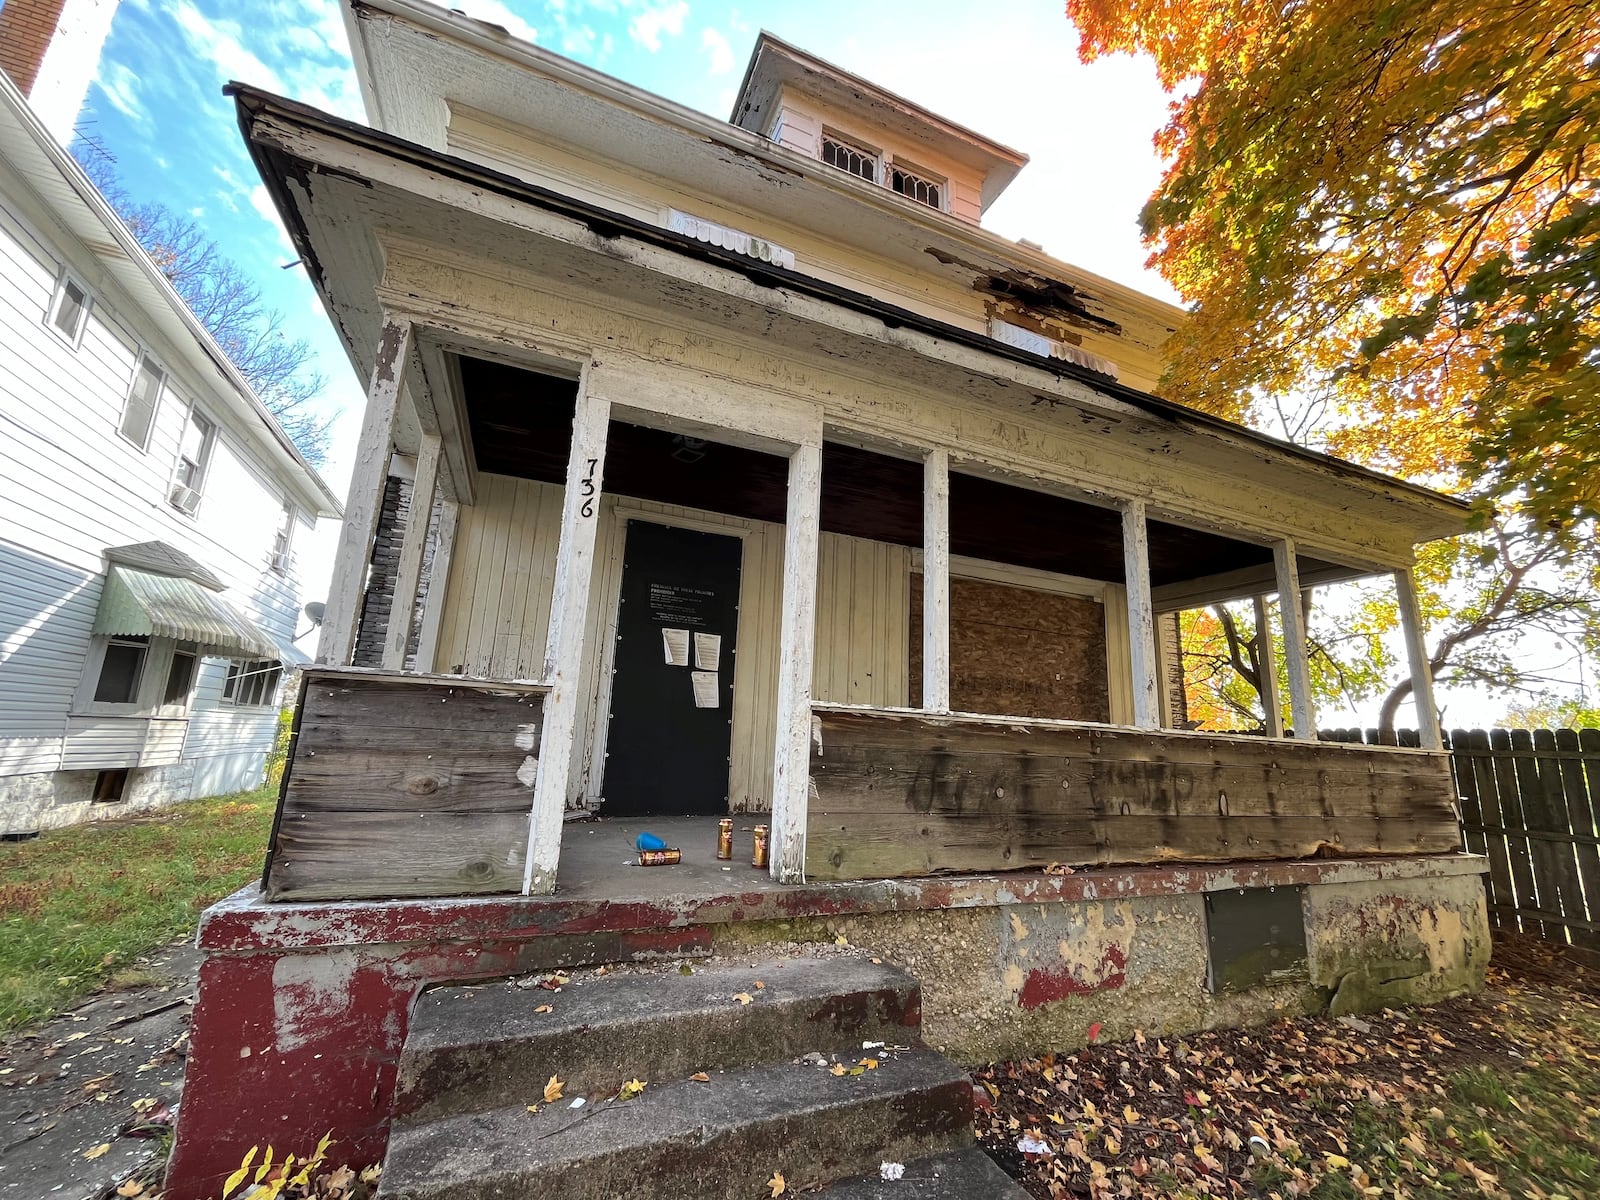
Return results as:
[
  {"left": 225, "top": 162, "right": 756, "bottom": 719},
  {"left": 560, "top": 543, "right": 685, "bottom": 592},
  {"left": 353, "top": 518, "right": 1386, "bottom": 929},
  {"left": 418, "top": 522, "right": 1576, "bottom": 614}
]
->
[{"left": 0, "top": 0, "right": 122, "bottom": 144}]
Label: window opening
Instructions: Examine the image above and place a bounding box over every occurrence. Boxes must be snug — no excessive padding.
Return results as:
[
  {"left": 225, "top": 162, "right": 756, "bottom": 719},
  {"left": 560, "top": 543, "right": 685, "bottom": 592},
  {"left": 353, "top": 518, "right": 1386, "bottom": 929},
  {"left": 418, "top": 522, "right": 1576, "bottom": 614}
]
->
[
  {"left": 172, "top": 410, "right": 215, "bottom": 513},
  {"left": 890, "top": 163, "right": 943, "bottom": 210},
  {"left": 271, "top": 502, "right": 294, "bottom": 573},
  {"left": 121, "top": 356, "right": 164, "bottom": 449},
  {"left": 224, "top": 660, "right": 282, "bottom": 708},
  {"left": 163, "top": 651, "right": 198, "bottom": 706},
  {"left": 93, "top": 769, "right": 129, "bottom": 804},
  {"left": 48, "top": 275, "right": 90, "bottom": 343},
  {"left": 95, "top": 637, "right": 149, "bottom": 704},
  {"left": 821, "top": 131, "right": 877, "bottom": 183}
]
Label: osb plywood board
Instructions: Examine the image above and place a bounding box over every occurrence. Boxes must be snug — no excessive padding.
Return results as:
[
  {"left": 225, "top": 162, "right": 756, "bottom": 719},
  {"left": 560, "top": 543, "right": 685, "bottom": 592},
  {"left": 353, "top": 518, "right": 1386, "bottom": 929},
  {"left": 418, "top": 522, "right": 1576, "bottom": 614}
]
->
[{"left": 910, "top": 574, "right": 1109, "bottom": 722}]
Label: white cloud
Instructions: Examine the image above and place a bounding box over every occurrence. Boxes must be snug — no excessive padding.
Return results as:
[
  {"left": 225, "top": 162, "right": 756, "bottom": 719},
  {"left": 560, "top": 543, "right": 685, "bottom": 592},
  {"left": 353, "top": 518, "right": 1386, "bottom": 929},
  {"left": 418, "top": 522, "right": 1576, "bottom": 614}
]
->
[
  {"left": 93, "top": 61, "right": 145, "bottom": 123},
  {"left": 701, "top": 27, "right": 734, "bottom": 75},
  {"left": 170, "top": 0, "right": 287, "bottom": 93},
  {"left": 629, "top": 1, "right": 688, "bottom": 52},
  {"left": 456, "top": 0, "right": 539, "bottom": 46},
  {"left": 250, "top": 182, "right": 296, "bottom": 255}
]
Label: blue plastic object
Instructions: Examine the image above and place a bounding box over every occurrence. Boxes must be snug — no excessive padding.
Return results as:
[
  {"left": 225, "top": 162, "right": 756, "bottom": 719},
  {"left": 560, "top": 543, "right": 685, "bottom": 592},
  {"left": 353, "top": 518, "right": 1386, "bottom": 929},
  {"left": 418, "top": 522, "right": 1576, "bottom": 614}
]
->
[{"left": 635, "top": 831, "right": 668, "bottom": 852}]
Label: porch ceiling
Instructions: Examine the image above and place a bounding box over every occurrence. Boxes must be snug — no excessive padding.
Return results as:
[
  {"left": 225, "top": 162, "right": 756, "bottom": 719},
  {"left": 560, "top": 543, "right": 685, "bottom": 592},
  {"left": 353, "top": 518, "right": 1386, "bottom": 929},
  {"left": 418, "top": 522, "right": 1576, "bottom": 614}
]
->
[{"left": 460, "top": 354, "right": 1338, "bottom": 588}]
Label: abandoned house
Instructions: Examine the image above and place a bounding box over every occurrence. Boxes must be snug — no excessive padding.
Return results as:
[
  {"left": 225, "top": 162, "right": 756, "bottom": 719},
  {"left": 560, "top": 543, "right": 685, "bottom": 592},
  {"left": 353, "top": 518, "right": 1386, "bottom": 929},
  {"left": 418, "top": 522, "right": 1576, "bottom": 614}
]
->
[
  {"left": 163, "top": 4, "right": 1489, "bottom": 1196},
  {"left": 0, "top": 23, "right": 341, "bottom": 836}
]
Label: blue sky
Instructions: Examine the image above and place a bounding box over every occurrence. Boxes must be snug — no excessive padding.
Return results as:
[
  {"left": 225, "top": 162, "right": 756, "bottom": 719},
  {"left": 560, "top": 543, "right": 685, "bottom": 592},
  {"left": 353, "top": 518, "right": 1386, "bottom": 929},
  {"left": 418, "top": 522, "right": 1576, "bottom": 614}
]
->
[{"left": 78, "top": 0, "right": 1179, "bottom": 493}]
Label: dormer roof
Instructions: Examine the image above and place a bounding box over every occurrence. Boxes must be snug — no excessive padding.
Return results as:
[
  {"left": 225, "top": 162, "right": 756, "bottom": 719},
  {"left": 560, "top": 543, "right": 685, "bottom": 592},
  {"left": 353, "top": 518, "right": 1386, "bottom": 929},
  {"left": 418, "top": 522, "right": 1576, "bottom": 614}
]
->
[{"left": 731, "top": 33, "right": 1029, "bottom": 214}]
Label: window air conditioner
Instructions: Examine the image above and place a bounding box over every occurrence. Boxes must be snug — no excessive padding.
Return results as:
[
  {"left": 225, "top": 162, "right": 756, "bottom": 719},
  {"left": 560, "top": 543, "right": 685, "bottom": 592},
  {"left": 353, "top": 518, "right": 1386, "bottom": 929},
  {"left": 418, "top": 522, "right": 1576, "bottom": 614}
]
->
[{"left": 170, "top": 484, "right": 201, "bottom": 514}]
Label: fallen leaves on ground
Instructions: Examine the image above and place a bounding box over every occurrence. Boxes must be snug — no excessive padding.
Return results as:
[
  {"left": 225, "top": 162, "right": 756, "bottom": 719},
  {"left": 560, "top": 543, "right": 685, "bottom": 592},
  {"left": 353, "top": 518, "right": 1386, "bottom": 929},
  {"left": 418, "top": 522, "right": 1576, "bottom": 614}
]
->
[
  {"left": 542, "top": 1075, "right": 564, "bottom": 1103},
  {"left": 976, "top": 945, "right": 1600, "bottom": 1199},
  {"left": 732, "top": 993, "right": 754, "bottom": 1005},
  {"left": 690, "top": 1072, "right": 711, "bottom": 1082},
  {"left": 82, "top": 1142, "right": 110, "bottom": 1159},
  {"left": 767, "top": 1169, "right": 786, "bottom": 1196},
  {"left": 617, "top": 1078, "right": 647, "bottom": 1100}
]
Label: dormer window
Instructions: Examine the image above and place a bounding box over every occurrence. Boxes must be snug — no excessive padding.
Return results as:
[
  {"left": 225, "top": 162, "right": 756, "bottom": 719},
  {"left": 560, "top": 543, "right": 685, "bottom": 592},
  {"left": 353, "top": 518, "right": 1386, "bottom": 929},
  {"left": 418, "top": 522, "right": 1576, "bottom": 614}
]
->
[
  {"left": 821, "top": 130, "right": 877, "bottom": 183},
  {"left": 890, "top": 162, "right": 944, "bottom": 211}
]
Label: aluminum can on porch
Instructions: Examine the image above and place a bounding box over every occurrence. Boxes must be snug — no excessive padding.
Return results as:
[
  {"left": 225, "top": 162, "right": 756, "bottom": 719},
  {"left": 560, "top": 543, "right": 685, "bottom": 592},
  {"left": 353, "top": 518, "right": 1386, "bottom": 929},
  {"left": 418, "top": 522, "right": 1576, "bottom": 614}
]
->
[
  {"left": 751, "top": 824, "right": 769, "bottom": 869},
  {"left": 638, "top": 849, "right": 682, "bottom": 866},
  {"left": 717, "top": 818, "right": 734, "bottom": 860}
]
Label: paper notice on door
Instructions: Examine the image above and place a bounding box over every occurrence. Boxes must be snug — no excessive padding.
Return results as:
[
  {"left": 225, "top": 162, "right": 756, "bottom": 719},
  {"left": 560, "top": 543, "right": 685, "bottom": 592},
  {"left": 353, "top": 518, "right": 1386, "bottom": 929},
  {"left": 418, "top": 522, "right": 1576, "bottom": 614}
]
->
[
  {"left": 691, "top": 670, "right": 719, "bottom": 708},
  {"left": 693, "top": 632, "right": 722, "bottom": 671},
  {"left": 662, "top": 628, "right": 690, "bottom": 666}
]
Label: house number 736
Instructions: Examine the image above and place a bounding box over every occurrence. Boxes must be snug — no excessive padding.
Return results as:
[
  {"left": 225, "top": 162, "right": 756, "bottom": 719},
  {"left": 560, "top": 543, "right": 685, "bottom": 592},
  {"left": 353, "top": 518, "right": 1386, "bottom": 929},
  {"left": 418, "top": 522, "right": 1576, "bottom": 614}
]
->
[{"left": 579, "top": 458, "right": 598, "bottom": 517}]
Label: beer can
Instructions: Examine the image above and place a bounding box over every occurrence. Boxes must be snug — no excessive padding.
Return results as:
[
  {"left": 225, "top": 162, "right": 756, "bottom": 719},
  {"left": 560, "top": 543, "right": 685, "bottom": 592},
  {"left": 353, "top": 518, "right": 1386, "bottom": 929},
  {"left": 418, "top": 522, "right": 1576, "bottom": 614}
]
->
[
  {"left": 638, "top": 848, "right": 682, "bottom": 867},
  {"left": 717, "top": 818, "right": 734, "bottom": 861},
  {"left": 751, "top": 824, "right": 769, "bottom": 869}
]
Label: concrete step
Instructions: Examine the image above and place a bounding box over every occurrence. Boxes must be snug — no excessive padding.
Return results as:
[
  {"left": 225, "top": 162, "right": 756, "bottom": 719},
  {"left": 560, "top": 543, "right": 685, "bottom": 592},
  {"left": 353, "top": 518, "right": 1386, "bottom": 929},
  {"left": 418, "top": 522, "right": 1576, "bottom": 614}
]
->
[
  {"left": 394, "top": 956, "right": 921, "bottom": 1121},
  {"left": 379, "top": 1048, "right": 974, "bottom": 1200},
  {"left": 813, "top": 1147, "right": 1031, "bottom": 1198}
]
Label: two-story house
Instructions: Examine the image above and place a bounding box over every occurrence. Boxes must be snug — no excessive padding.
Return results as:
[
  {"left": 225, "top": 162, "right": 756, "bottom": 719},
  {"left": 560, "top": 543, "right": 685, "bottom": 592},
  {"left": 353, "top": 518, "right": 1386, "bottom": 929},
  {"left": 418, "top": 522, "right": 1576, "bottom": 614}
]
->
[{"left": 0, "top": 66, "right": 342, "bottom": 835}]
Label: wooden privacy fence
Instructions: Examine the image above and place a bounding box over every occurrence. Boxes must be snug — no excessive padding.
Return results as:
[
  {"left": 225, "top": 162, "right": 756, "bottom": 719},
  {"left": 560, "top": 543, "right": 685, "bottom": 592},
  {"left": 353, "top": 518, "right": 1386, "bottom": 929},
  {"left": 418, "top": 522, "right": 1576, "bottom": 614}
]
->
[{"left": 1323, "top": 726, "right": 1600, "bottom": 950}]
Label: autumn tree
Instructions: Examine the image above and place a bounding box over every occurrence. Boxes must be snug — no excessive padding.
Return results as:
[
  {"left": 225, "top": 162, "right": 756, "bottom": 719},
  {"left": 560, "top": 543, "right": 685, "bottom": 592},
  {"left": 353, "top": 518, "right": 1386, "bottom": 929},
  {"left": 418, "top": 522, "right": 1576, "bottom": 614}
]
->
[
  {"left": 1064, "top": 0, "right": 1600, "bottom": 729},
  {"left": 76, "top": 152, "right": 332, "bottom": 466}
]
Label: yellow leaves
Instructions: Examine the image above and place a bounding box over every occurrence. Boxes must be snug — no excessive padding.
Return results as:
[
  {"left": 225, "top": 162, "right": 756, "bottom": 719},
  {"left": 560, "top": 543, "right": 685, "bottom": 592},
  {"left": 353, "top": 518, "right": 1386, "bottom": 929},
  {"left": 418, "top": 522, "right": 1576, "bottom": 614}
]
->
[
  {"left": 1124, "top": 1104, "right": 1143, "bottom": 1125},
  {"left": 534, "top": 1004, "right": 553, "bottom": 1015},
  {"left": 690, "top": 1072, "right": 711, "bottom": 1083},
  {"left": 526, "top": 1105, "right": 541, "bottom": 1114},
  {"left": 83, "top": 1143, "right": 111, "bottom": 1161},
  {"left": 1325, "top": 1152, "right": 1352, "bottom": 1169},
  {"left": 543, "top": 1075, "right": 565, "bottom": 1103},
  {"left": 618, "top": 1078, "right": 647, "bottom": 1101},
  {"left": 767, "top": 1170, "right": 786, "bottom": 1196},
  {"left": 732, "top": 993, "right": 754, "bottom": 1005},
  {"left": 829, "top": 1063, "right": 847, "bottom": 1077},
  {"left": 115, "top": 1181, "right": 144, "bottom": 1197}
]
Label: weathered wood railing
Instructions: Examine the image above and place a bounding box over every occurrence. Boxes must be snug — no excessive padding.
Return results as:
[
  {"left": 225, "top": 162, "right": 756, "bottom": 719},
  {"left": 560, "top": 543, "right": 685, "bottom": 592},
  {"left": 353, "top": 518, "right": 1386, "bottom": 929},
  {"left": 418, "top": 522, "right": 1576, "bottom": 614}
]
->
[
  {"left": 806, "top": 705, "right": 1463, "bottom": 881},
  {"left": 263, "top": 668, "right": 548, "bottom": 901}
]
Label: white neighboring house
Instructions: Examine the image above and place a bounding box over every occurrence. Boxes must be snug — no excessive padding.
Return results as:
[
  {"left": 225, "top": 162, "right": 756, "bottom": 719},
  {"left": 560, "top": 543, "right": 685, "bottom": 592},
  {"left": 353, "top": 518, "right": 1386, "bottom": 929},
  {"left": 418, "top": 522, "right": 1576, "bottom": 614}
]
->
[{"left": 0, "top": 74, "right": 342, "bottom": 834}]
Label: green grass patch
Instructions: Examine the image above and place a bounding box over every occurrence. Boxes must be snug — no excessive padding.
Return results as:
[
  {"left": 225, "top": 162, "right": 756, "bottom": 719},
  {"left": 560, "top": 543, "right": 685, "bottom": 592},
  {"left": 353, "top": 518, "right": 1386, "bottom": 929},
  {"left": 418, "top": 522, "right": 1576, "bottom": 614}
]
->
[{"left": 0, "top": 788, "right": 275, "bottom": 1032}]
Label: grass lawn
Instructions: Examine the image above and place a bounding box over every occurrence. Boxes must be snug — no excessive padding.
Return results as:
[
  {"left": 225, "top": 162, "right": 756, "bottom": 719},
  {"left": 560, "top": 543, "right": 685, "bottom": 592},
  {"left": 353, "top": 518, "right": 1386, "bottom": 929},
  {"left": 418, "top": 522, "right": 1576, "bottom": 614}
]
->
[
  {"left": 0, "top": 787, "right": 276, "bottom": 1033},
  {"left": 978, "top": 937, "right": 1600, "bottom": 1198}
]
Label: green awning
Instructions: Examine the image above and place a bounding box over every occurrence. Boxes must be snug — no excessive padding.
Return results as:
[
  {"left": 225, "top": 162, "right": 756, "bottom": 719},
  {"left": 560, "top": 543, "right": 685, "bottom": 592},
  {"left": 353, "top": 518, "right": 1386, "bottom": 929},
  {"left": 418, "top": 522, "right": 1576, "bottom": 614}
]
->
[{"left": 92, "top": 566, "right": 280, "bottom": 660}]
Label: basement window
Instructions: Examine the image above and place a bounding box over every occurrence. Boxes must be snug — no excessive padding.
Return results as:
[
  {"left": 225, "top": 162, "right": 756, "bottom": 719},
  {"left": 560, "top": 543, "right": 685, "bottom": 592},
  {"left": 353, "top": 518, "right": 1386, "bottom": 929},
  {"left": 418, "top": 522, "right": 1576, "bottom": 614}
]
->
[
  {"left": 1205, "top": 886, "right": 1310, "bottom": 992},
  {"left": 47, "top": 273, "right": 91, "bottom": 346},
  {"left": 821, "top": 130, "right": 877, "bottom": 183},
  {"left": 93, "top": 769, "right": 129, "bottom": 804},
  {"left": 890, "top": 161, "right": 944, "bottom": 211}
]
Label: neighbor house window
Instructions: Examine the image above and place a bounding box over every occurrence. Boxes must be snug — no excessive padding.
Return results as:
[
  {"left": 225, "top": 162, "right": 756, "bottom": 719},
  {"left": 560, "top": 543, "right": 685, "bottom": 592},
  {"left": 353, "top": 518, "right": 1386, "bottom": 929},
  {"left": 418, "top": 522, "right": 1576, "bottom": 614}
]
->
[
  {"left": 163, "top": 651, "right": 198, "bottom": 706},
  {"left": 223, "top": 660, "right": 282, "bottom": 708},
  {"left": 120, "top": 355, "right": 164, "bottom": 449},
  {"left": 93, "top": 769, "right": 129, "bottom": 804},
  {"left": 94, "top": 637, "right": 148, "bottom": 704},
  {"left": 821, "top": 130, "right": 877, "bottom": 182},
  {"left": 890, "top": 161, "right": 944, "bottom": 211},
  {"left": 170, "top": 409, "right": 215, "bottom": 513},
  {"left": 47, "top": 273, "right": 91, "bottom": 345},
  {"left": 271, "top": 502, "right": 295, "bottom": 574}
]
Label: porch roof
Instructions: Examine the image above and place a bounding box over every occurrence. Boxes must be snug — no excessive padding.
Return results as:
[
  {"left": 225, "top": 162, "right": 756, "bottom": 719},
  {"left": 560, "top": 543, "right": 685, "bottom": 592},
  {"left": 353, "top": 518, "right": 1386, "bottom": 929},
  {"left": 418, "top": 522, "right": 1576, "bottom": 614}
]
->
[{"left": 230, "top": 85, "right": 1471, "bottom": 567}]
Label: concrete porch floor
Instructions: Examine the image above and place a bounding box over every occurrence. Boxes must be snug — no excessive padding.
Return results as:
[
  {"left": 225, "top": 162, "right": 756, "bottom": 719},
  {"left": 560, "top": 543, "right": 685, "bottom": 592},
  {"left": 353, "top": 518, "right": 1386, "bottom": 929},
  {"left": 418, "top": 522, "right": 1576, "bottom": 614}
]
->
[{"left": 556, "top": 815, "right": 779, "bottom": 901}]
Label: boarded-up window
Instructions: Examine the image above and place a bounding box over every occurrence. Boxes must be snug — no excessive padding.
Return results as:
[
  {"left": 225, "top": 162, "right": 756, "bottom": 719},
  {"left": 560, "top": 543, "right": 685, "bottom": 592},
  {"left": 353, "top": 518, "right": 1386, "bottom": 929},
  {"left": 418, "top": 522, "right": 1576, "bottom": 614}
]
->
[{"left": 909, "top": 574, "right": 1109, "bottom": 721}]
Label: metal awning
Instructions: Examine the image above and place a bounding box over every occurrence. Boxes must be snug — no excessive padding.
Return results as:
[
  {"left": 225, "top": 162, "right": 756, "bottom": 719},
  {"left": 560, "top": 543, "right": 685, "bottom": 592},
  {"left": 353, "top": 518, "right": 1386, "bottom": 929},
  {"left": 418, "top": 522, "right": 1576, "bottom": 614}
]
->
[{"left": 92, "top": 566, "right": 281, "bottom": 660}]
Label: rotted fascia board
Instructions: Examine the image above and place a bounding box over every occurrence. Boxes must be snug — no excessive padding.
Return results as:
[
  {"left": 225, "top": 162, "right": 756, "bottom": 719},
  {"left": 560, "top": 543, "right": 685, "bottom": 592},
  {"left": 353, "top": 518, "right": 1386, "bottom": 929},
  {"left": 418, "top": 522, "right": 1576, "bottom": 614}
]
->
[{"left": 230, "top": 84, "right": 1470, "bottom": 544}]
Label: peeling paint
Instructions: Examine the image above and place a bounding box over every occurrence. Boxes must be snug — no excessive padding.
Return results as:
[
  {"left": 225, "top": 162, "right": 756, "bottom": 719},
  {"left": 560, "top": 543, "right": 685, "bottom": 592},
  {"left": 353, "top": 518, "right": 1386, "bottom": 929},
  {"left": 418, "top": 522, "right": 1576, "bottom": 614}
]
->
[
  {"left": 516, "top": 755, "right": 539, "bottom": 788},
  {"left": 514, "top": 723, "right": 539, "bottom": 750},
  {"left": 271, "top": 950, "right": 359, "bottom": 1054}
]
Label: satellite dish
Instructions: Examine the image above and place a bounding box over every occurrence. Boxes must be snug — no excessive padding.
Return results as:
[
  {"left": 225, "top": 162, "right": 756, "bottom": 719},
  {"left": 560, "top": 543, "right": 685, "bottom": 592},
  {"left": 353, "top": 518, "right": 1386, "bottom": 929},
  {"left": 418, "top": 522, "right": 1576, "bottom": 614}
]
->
[{"left": 303, "top": 601, "right": 326, "bottom": 626}]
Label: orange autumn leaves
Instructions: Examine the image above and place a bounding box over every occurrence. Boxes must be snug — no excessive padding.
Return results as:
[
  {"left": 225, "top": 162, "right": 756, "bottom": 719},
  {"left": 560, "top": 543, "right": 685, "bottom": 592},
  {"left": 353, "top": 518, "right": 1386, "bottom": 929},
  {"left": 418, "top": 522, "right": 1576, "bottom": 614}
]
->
[{"left": 1063, "top": 0, "right": 1600, "bottom": 529}]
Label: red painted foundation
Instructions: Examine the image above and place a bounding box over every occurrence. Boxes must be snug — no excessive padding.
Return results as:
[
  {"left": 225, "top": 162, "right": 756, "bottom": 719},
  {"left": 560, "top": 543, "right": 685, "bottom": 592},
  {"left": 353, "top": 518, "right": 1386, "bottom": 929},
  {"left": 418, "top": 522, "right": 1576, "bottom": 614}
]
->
[{"left": 162, "top": 856, "right": 1481, "bottom": 1199}]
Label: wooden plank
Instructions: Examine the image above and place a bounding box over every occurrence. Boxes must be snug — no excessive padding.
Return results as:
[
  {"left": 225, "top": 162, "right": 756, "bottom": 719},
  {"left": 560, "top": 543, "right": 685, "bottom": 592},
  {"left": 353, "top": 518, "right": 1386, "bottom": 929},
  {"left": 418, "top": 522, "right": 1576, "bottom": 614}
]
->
[
  {"left": 1253, "top": 594, "right": 1284, "bottom": 738},
  {"left": 526, "top": 377, "right": 611, "bottom": 893},
  {"left": 1121, "top": 499, "right": 1160, "bottom": 729},
  {"left": 1534, "top": 727, "right": 1591, "bottom": 944},
  {"left": 265, "top": 811, "right": 529, "bottom": 901},
  {"left": 1576, "top": 727, "right": 1600, "bottom": 944},
  {"left": 298, "top": 674, "right": 546, "bottom": 731},
  {"left": 413, "top": 498, "right": 460, "bottom": 673},
  {"left": 384, "top": 431, "right": 442, "bottom": 670},
  {"left": 1273, "top": 540, "right": 1316, "bottom": 739},
  {"left": 771, "top": 440, "right": 823, "bottom": 882},
  {"left": 1452, "top": 727, "right": 1490, "bottom": 859},
  {"left": 320, "top": 317, "right": 411, "bottom": 666},
  {"left": 1493, "top": 727, "right": 1542, "bottom": 936},
  {"left": 1461, "top": 728, "right": 1517, "bottom": 931},
  {"left": 806, "top": 707, "right": 1460, "bottom": 880},
  {"left": 1393, "top": 568, "right": 1442, "bottom": 749},
  {"left": 281, "top": 754, "right": 538, "bottom": 813},
  {"left": 922, "top": 448, "right": 950, "bottom": 713}
]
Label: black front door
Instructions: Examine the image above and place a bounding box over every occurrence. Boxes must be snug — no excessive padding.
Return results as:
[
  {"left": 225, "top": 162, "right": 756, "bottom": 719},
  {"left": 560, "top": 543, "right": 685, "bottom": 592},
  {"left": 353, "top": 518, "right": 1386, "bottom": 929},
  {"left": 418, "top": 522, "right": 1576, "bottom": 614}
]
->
[{"left": 601, "top": 520, "right": 742, "bottom": 816}]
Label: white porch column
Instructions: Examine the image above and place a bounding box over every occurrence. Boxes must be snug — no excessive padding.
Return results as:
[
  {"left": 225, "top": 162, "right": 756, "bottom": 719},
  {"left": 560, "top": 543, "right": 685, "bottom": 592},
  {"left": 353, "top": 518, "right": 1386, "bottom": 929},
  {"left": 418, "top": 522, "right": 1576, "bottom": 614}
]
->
[
  {"left": 770, "top": 439, "right": 823, "bottom": 883},
  {"left": 1121, "top": 499, "right": 1161, "bottom": 729},
  {"left": 412, "top": 499, "right": 460, "bottom": 674},
  {"left": 1273, "top": 539, "right": 1318, "bottom": 739},
  {"left": 524, "top": 376, "right": 611, "bottom": 894},
  {"left": 318, "top": 317, "right": 411, "bottom": 666},
  {"left": 382, "top": 431, "right": 441, "bottom": 671},
  {"left": 1252, "top": 593, "right": 1285, "bottom": 738},
  {"left": 922, "top": 448, "right": 951, "bottom": 713},
  {"left": 1394, "top": 566, "right": 1443, "bottom": 749}
]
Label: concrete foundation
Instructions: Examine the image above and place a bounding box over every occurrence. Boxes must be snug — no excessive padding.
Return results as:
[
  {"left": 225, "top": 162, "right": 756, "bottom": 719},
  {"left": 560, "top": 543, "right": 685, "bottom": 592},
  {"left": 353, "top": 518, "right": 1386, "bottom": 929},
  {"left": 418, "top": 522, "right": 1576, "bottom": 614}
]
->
[{"left": 163, "top": 851, "right": 1487, "bottom": 1200}]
